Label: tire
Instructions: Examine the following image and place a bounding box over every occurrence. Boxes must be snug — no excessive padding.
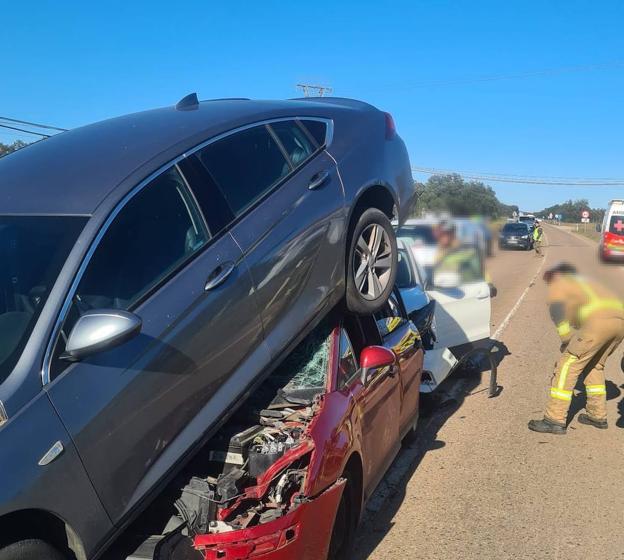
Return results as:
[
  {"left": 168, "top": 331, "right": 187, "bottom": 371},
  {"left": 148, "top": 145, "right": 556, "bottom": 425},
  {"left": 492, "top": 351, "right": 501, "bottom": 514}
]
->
[
  {"left": 0, "top": 539, "right": 68, "bottom": 560},
  {"left": 345, "top": 208, "right": 397, "bottom": 315},
  {"left": 327, "top": 476, "right": 358, "bottom": 560}
]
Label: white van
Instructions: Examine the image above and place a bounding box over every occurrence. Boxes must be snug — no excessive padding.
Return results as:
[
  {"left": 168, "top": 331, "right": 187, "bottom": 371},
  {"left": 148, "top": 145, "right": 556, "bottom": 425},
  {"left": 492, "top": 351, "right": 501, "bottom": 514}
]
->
[{"left": 599, "top": 199, "right": 624, "bottom": 261}]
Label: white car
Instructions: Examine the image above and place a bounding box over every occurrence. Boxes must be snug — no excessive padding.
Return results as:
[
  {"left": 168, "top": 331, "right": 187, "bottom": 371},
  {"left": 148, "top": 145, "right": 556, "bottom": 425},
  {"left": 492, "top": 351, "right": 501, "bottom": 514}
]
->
[{"left": 396, "top": 240, "right": 492, "bottom": 392}]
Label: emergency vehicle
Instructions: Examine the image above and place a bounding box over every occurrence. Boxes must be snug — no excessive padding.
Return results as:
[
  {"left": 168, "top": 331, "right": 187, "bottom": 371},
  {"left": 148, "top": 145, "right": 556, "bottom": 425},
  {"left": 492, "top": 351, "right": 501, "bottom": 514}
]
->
[{"left": 599, "top": 199, "right": 624, "bottom": 261}]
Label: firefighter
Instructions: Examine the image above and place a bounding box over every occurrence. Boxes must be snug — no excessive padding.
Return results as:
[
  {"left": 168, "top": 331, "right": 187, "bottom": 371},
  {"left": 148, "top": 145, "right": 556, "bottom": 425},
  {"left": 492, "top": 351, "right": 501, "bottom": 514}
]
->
[
  {"left": 528, "top": 262, "right": 624, "bottom": 434},
  {"left": 532, "top": 220, "right": 544, "bottom": 257}
]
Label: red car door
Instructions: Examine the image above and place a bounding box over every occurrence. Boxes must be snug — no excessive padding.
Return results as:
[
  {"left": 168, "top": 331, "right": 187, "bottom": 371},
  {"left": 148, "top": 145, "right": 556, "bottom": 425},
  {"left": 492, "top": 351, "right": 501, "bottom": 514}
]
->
[
  {"left": 343, "top": 315, "right": 402, "bottom": 499},
  {"left": 380, "top": 293, "right": 424, "bottom": 436}
]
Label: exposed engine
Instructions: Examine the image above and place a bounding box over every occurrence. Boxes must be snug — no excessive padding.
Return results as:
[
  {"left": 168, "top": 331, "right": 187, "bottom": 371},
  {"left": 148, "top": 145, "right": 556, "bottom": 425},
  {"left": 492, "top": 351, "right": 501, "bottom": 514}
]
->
[{"left": 172, "top": 323, "right": 331, "bottom": 537}]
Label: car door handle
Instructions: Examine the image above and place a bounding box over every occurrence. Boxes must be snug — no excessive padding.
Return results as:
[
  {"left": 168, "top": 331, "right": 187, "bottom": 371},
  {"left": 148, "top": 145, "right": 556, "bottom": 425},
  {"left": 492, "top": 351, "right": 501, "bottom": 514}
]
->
[
  {"left": 205, "top": 261, "right": 236, "bottom": 291},
  {"left": 308, "top": 170, "right": 330, "bottom": 190}
]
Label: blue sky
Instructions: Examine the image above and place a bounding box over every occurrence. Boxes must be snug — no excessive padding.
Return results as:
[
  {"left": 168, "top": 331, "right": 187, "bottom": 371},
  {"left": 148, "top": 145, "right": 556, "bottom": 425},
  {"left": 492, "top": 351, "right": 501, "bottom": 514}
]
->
[{"left": 2, "top": 0, "right": 624, "bottom": 211}]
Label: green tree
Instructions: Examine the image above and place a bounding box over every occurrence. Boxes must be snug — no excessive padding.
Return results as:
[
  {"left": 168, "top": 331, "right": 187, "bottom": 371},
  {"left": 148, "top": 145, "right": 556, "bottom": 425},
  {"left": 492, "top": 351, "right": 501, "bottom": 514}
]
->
[
  {"left": 0, "top": 140, "right": 28, "bottom": 158},
  {"left": 540, "top": 199, "right": 605, "bottom": 223},
  {"left": 413, "top": 173, "right": 514, "bottom": 218}
]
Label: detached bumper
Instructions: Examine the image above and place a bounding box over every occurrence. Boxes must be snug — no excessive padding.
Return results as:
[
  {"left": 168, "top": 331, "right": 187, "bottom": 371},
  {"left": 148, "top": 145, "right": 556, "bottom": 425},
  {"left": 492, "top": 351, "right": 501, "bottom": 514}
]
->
[{"left": 193, "top": 479, "right": 345, "bottom": 560}]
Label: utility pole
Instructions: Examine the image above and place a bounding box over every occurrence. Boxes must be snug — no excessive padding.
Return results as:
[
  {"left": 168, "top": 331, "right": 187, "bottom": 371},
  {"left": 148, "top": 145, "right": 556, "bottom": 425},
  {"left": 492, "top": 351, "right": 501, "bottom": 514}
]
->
[{"left": 296, "top": 83, "right": 333, "bottom": 97}]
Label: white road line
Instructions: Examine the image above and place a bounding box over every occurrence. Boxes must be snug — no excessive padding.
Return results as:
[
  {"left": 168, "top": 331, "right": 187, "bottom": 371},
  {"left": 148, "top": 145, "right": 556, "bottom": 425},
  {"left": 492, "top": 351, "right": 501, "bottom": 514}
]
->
[{"left": 492, "top": 247, "right": 547, "bottom": 340}]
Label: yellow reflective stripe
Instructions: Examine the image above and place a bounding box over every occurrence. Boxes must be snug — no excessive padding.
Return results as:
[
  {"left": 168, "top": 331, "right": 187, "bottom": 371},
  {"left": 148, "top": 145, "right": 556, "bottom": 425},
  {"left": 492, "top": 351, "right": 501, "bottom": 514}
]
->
[
  {"left": 557, "top": 321, "right": 571, "bottom": 337},
  {"left": 550, "top": 388, "right": 573, "bottom": 401},
  {"left": 579, "top": 300, "right": 624, "bottom": 321},
  {"left": 586, "top": 384, "right": 607, "bottom": 395},
  {"left": 575, "top": 278, "right": 623, "bottom": 321},
  {"left": 558, "top": 355, "right": 577, "bottom": 390}
]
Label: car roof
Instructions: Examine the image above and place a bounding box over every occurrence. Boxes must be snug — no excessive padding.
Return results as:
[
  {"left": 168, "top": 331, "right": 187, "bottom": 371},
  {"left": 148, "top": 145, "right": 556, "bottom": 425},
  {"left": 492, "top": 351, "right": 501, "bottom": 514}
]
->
[{"left": 0, "top": 97, "right": 367, "bottom": 216}]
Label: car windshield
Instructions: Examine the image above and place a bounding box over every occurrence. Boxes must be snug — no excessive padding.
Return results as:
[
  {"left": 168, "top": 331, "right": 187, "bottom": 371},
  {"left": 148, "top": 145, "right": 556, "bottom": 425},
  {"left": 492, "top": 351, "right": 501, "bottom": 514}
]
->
[
  {"left": 396, "top": 225, "right": 436, "bottom": 245},
  {"left": 0, "top": 216, "right": 86, "bottom": 384},
  {"left": 503, "top": 224, "right": 528, "bottom": 234}
]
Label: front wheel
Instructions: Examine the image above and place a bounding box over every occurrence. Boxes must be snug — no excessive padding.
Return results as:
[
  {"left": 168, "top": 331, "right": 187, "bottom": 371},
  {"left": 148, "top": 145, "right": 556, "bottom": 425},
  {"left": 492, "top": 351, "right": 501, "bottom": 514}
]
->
[
  {"left": 327, "top": 477, "right": 358, "bottom": 560},
  {"left": 346, "top": 208, "right": 397, "bottom": 315},
  {"left": 0, "top": 540, "right": 68, "bottom": 560}
]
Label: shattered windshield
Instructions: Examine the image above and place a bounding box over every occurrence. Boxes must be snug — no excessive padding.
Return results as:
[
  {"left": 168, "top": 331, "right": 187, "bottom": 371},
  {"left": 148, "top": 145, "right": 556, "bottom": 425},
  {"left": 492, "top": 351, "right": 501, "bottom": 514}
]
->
[
  {"left": 0, "top": 216, "right": 87, "bottom": 383},
  {"left": 272, "top": 320, "right": 334, "bottom": 394}
]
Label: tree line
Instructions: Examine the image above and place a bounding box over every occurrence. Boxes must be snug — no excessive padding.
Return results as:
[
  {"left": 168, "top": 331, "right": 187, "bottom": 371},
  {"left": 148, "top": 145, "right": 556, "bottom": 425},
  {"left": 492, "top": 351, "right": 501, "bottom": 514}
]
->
[
  {"left": 412, "top": 173, "right": 518, "bottom": 218},
  {"left": 412, "top": 173, "right": 605, "bottom": 223}
]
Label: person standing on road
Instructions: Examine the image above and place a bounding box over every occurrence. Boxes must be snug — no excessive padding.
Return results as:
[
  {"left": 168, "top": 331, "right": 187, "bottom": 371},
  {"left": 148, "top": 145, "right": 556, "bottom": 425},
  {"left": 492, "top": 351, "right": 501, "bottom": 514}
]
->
[
  {"left": 532, "top": 221, "right": 544, "bottom": 257},
  {"left": 528, "top": 262, "right": 624, "bottom": 434}
]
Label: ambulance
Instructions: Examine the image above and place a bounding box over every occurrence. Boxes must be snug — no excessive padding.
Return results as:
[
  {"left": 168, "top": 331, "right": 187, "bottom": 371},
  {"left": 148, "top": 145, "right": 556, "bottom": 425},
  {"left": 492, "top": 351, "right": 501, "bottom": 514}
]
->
[{"left": 599, "top": 199, "right": 624, "bottom": 261}]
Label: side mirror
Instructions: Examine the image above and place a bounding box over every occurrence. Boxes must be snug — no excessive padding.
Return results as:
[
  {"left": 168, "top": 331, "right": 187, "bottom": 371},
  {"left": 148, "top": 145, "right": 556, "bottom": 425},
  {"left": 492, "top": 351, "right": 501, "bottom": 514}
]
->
[
  {"left": 61, "top": 309, "right": 142, "bottom": 362},
  {"left": 432, "top": 270, "right": 461, "bottom": 289},
  {"left": 360, "top": 345, "right": 396, "bottom": 385}
]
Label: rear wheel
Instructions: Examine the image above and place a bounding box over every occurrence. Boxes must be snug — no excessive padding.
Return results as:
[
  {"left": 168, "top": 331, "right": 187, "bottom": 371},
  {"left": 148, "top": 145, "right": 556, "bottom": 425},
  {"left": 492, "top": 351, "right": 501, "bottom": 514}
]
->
[
  {"left": 346, "top": 208, "right": 397, "bottom": 315},
  {"left": 0, "top": 539, "right": 68, "bottom": 560}
]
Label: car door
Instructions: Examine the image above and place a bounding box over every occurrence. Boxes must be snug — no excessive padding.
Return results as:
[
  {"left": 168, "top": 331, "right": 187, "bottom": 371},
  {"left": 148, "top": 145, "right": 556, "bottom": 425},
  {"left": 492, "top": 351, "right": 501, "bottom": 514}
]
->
[
  {"left": 46, "top": 165, "right": 268, "bottom": 522},
  {"left": 374, "top": 293, "right": 422, "bottom": 436},
  {"left": 342, "top": 315, "right": 401, "bottom": 496},
  {"left": 427, "top": 245, "right": 491, "bottom": 349},
  {"left": 195, "top": 119, "right": 345, "bottom": 359}
]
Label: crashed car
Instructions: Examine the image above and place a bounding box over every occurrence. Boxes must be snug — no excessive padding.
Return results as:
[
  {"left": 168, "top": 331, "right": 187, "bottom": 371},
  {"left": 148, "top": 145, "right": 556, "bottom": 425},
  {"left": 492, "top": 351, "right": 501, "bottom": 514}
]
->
[
  {"left": 395, "top": 240, "right": 491, "bottom": 392},
  {"left": 130, "top": 299, "right": 423, "bottom": 560},
  {"left": 0, "top": 95, "right": 414, "bottom": 559}
]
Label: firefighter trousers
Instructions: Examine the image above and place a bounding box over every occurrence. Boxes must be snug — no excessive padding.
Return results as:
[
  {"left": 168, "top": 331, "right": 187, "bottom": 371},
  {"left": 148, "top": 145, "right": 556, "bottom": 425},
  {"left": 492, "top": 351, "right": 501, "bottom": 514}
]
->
[{"left": 545, "top": 316, "right": 624, "bottom": 425}]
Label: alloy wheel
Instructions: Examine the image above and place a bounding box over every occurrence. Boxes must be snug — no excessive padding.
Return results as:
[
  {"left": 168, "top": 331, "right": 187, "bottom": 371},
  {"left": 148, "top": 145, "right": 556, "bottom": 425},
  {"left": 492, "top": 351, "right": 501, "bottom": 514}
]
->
[{"left": 353, "top": 223, "right": 394, "bottom": 301}]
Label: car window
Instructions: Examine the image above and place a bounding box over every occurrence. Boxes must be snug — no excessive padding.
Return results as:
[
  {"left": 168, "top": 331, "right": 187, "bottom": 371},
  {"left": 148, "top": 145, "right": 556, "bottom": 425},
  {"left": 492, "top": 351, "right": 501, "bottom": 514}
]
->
[
  {"left": 300, "top": 120, "right": 327, "bottom": 146},
  {"left": 437, "top": 246, "right": 483, "bottom": 283},
  {"left": 502, "top": 223, "right": 529, "bottom": 234},
  {"left": 270, "top": 121, "right": 316, "bottom": 168},
  {"left": 0, "top": 216, "right": 87, "bottom": 385},
  {"left": 196, "top": 125, "right": 291, "bottom": 217},
  {"left": 374, "top": 293, "right": 406, "bottom": 338},
  {"left": 337, "top": 328, "right": 359, "bottom": 389},
  {"left": 608, "top": 215, "right": 624, "bottom": 235},
  {"left": 49, "top": 167, "right": 209, "bottom": 379},
  {"left": 395, "top": 249, "right": 414, "bottom": 288},
  {"left": 396, "top": 225, "right": 436, "bottom": 245}
]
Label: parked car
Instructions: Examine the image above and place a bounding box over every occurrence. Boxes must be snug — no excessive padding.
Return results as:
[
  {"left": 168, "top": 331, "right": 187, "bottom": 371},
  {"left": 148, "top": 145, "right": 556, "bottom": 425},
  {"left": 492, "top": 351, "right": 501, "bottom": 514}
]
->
[
  {"left": 518, "top": 215, "right": 536, "bottom": 232},
  {"left": 396, "top": 240, "right": 492, "bottom": 392},
  {"left": 395, "top": 219, "right": 439, "bottom": 270},
  {"left": 0, "top": 95, "right": 415, "bottom": 559},
  {"left": 499, "top": 222, "right": 533, "bottom": 250},
  {"left": 123, "top": 298, "right": 423, "bottom": 560}
]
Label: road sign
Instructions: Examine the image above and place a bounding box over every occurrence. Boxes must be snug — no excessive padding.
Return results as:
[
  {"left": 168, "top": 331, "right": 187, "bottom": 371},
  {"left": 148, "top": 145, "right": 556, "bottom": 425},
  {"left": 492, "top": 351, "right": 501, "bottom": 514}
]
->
[
  {"left": 548, "top": 213, "right": 553, "bottom": 220},
  {"left": 581, "top": 218, "right": 590, "bottom": 223},
  {"left": 582, "top": 210, "right": 590, "bottom": 219},
  {"left": 512, "top": 211, "right": 518, "bottom": 218}
]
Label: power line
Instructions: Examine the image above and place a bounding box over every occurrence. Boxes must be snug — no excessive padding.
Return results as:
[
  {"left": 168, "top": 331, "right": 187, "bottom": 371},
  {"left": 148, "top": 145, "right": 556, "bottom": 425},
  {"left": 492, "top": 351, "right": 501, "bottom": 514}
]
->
[
  {"left": 0, "top": 123, "right": 51, "bottom": 138},
  {"left": 412, "top": 166, "right": 624, "bottom": 186},
  {"left": 0, "top": 116, "right": 67, "bottom": 132}
]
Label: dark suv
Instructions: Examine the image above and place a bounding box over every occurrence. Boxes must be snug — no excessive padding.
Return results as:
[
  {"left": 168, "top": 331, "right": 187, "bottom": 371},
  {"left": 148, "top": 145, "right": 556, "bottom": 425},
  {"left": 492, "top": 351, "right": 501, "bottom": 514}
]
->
[
  {"left": 499, "top": 222, "right": 532, "bottom": 250},
  {"left": 0, "top": 95, "right": 414, "bottom": 559}
]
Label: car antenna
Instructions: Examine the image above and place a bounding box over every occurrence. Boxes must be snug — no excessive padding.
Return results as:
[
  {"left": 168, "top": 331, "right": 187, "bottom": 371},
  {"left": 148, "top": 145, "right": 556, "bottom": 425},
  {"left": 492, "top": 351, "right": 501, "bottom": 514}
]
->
[{"left": 175, "top": 92, "right": 199, "bottom": 111}]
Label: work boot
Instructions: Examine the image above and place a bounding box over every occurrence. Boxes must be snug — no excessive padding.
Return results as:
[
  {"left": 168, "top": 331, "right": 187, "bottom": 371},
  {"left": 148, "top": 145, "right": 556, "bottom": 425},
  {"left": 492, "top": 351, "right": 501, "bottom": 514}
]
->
[
  {"left": 528, "top": 418, "right": 566, "bottom": 435},
  {"left": 578, "top": 413, "right": 608, "bottom": 430}
]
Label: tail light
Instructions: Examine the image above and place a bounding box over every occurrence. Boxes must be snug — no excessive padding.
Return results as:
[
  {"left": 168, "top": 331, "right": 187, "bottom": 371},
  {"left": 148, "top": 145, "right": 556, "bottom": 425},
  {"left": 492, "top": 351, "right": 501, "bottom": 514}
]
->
[{"left": 384, "top": 112, "right": 397, "bottom": 140}]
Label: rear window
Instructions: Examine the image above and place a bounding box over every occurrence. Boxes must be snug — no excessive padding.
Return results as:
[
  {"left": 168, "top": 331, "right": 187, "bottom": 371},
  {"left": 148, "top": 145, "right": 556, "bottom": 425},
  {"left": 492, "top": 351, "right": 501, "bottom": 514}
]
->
[
  {"left": 300, "top": 120, "right": 327, "bottom": 146},
  {"left": 503, "top": 223, "right": 529, "bottom": 234},
  {"left": 608, "top": 215, "right": 624, "bottom": 235},
  {"left": 396, "top": 225, "right": 436, "bottom": 245}
]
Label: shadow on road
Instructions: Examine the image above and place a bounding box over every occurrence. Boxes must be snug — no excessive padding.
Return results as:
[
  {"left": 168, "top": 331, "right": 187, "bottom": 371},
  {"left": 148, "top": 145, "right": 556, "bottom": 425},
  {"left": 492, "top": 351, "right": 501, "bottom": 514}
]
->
[{"left": 353, "top": 339, "right": 509, "bottom": 559}]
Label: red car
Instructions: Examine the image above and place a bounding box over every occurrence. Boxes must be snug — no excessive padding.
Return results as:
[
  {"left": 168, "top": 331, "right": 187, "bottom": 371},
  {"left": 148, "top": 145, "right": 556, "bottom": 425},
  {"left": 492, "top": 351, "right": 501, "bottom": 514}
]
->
[{"left": 153, "top": 293, "right": 423, "bottom": 560}]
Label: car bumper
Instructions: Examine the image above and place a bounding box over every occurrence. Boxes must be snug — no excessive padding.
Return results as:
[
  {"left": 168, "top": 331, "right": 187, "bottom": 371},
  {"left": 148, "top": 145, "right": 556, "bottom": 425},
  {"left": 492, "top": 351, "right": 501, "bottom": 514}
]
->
[
  {"left": 601, "top": 246, "right": 624, "bottom": 260},
  {"left": 193, "top": 479, "right": 345, "bottom": 560}
]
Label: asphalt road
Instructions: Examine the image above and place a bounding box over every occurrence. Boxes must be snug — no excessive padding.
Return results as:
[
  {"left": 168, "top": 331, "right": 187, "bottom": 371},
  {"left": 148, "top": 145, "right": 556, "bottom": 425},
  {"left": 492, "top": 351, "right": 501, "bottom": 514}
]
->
[{"left": 354, "top": 224, "right": 624, "bottom": 560}]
